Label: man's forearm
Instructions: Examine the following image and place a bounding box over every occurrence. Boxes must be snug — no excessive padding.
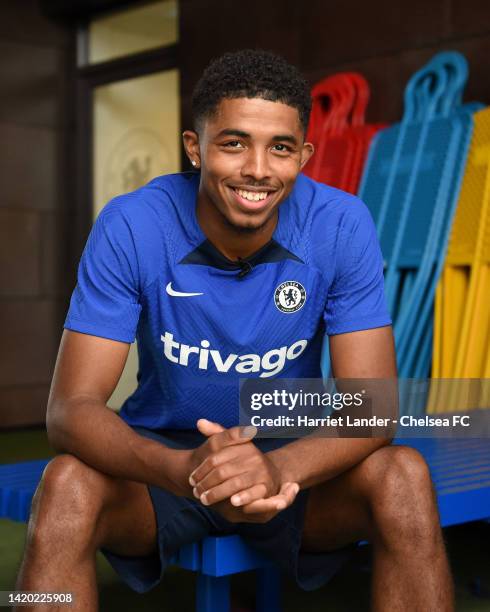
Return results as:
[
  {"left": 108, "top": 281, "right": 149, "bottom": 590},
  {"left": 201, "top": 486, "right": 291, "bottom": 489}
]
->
[
  {"left": 46, "top": 397, "right": 191, "bottom": 497},
  {"left": 267, "top": 436, "right": 391, "bottom": 490}
]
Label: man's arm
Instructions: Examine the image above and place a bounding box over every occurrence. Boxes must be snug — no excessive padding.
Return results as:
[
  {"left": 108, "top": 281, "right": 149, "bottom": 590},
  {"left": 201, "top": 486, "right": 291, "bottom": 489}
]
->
[
  {"left": 47, "top": 330, "right": 295, "bottom": 521},
  {"left": 46, "top": 329, "right": 192, "bottom": 497},
  {"left": 266, "top": 325, "right": 397, "bottom": 490}
]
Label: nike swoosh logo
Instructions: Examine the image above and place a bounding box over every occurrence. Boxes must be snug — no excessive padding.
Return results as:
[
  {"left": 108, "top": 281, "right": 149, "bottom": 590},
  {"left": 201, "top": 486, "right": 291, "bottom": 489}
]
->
[{"left": 166, "top": 282, "right": 203, "bottom": 297}]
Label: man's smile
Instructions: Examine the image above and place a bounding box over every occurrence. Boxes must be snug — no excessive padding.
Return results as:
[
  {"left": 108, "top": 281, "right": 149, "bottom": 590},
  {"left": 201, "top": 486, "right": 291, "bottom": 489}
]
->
[{"left": 227, "top": 185, "right": 278, "bottom": 211}]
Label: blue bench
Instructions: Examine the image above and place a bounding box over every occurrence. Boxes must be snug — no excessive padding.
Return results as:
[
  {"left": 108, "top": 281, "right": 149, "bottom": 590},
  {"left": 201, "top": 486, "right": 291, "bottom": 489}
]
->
[
  {"left": 393, "top": 438, "right": 490, "bottom": 527},
  {"left": 1, "top": 437, "right": 490, "bottom": 611}
]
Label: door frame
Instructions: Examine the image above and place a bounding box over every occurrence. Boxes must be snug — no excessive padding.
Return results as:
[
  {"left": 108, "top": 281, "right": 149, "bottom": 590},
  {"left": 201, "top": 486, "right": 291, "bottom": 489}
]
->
[{"left": 73, "top": 30, "right": 178, "bottom": 262}]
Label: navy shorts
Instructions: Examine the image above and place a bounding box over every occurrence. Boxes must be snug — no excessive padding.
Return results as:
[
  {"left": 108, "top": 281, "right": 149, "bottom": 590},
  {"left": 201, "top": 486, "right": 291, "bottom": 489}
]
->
[{"left": 99, "top": 426, "right": 357, "bottom": 593}]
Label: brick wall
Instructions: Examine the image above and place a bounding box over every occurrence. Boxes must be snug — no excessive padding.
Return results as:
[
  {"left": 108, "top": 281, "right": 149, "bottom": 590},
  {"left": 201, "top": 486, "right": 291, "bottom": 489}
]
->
[
  {"left": 179, "top": 0, "right": 490, "bottom": 136},
  {"left": 0, "top": 0, "right": 75, "bottom": 428}
]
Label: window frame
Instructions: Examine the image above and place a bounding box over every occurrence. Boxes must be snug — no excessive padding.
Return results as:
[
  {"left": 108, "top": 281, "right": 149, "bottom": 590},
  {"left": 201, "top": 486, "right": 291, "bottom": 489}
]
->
[{"left": 73, "top": 20, "right": 179, "bottom": 258}]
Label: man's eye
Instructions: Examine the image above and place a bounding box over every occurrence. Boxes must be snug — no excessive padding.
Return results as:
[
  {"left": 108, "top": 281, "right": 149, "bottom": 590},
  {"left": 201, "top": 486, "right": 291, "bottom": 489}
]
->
[
  {"left": 272, "top": 144, "right": 292, "bottom": 153},
  {"left": 223, "top": 141, "right": 243, "bottom": 148}
]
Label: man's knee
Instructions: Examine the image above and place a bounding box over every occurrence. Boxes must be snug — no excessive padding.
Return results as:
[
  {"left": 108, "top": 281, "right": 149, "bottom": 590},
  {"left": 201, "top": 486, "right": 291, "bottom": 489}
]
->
[
  {"left": 28, "top": 454, "right": 110, "bottom": 549},
  {"left": 365, "top": 445, "right": 433, "bottom": 497},
  {"left": 361, "top": 445, "right": 439, "bottom": 540}
]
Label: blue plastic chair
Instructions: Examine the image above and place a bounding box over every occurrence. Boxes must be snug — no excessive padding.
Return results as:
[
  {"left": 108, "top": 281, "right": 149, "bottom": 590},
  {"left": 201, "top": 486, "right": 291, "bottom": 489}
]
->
[
  {"left": 355, "top": 52, "right": 478, "bottom": 379},
  {"left": 393, "top": 61, "right": 481, "bottom": 376}
]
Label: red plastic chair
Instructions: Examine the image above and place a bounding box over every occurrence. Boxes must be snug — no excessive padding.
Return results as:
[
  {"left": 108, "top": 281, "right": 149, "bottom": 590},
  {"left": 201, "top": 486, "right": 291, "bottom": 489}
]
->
[{"left": 304, "top": 72, "right": 386, "bottom": 194}]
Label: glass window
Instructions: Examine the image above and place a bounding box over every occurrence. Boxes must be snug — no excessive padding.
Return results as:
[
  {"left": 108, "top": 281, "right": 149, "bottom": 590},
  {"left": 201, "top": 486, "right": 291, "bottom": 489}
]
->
[
  {"left": 88, "top": 0, "right": 178, "bottom": 64},
  {"left": 93, "top": 68, "right": 180, "bottom": 216}
]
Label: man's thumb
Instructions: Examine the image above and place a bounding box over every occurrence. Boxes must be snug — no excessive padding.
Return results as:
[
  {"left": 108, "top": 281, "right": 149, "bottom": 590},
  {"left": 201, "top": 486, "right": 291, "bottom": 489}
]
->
[{"left": 197, "top": 418, "right": 225, "bottom": 437}]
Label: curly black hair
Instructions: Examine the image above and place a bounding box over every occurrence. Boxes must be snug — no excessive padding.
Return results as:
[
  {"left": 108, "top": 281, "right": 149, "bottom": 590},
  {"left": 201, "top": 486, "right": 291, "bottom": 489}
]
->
[{"left": 192, "top": 49, "right": 311, "bottom": 134}]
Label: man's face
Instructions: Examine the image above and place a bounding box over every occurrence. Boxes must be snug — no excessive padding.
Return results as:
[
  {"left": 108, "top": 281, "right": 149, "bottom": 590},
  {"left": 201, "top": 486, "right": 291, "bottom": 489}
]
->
[{"left": 184, "top": 97, "right": 313, "bottom": 232}]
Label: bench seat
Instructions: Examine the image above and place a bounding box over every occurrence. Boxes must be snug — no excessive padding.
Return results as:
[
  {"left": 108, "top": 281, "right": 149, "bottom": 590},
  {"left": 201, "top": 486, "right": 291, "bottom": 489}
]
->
[{"left": 1, "top": 437, "right": 489, "bottom": 611}]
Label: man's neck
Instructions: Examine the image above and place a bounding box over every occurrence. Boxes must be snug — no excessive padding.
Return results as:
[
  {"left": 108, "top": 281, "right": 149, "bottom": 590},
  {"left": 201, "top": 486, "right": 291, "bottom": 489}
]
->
[{"left": 196, "top": 194, "right": 278, "bottom": 261}]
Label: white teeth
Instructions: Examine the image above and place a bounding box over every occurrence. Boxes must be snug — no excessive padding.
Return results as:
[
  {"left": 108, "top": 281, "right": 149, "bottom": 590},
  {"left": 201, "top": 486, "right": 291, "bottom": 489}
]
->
[{"left": 235, "top": 189, "right": 268, "bottom": 202}]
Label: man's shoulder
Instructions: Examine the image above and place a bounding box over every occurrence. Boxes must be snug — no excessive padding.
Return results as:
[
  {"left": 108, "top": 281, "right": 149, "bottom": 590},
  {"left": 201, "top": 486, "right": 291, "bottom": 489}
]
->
[
  {"left": 93, "top": 173, "right": 198, "bottom": 252},
  {"left": 102, "top": 171, "right": 196, "bottom": 218},
  {"left": 289, "top": 175, "right": 377, "bottom": 283},
  {"left": 292, "top": 174, "right": 373, "bottom": 234},
  {"left": 94, "top": 172, "right": 198, "bottom": 284}
]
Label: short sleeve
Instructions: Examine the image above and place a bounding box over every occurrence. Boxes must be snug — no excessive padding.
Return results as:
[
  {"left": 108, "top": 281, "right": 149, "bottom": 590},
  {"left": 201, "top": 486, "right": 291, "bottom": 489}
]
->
[
  {"left": 324, "top": 200, "right": 392, "bottom": 335},
  {"left": 63, "top": 200, "right": 142, "bottom": 343}
]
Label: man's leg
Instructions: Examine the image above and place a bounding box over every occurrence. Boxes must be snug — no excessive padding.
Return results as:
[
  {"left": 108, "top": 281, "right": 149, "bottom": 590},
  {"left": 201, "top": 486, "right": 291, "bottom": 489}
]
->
[
  {"left": 15, "top": 454, "right": 158, "bottom": 612},
  {"left": 301, "top": 444, "right": 453, "bottom": 612}
]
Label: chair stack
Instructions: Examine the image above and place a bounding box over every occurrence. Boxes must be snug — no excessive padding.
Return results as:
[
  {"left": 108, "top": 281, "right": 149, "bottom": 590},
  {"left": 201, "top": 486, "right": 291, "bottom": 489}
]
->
[
  {"left": 357, "top": 52, "right": 478, "bottom": 387},
  {"left": 428, "top": 105, "right": 490, "bottom": 413},
  {"left": 303, "top": 72, "right": 385, "bottom": 194}
]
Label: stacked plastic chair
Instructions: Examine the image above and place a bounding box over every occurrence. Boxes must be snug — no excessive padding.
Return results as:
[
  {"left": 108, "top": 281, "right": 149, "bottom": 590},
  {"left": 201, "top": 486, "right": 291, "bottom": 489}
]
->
[
  {"left": 429, "top": 105, "right": 490, "bottom": 412},
  {"left": 303, "top": 72, "right": 386, "bottom": 194},
  {"left": 357, "top": 52, "right": 477, "bottom": 389}
]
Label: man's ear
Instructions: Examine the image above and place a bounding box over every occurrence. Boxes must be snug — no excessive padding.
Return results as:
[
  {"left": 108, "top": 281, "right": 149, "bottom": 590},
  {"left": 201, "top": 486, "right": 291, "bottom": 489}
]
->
[
  {"left": 299, "top": 141, "right": 314, "bottom": 170},
  {"left": 182, "top": 130, "right": 201, "bottom": 169}
]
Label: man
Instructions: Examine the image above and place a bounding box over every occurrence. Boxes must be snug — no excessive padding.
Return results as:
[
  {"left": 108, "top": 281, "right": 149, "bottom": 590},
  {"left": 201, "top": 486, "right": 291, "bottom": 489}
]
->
[{"left": 15, "top": 49, "right": 453, "bottom": 611}]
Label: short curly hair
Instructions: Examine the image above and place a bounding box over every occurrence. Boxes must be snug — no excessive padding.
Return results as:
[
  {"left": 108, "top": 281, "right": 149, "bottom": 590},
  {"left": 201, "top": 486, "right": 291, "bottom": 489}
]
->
[{"left": 192, "top": 49, "right": 311, "bottom": 134}]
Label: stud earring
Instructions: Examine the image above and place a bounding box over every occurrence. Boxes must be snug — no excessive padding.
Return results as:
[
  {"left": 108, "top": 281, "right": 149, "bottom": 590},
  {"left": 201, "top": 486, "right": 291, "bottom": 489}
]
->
[{"left": 191, "top": 160, "right": 197, "bottom": 167}]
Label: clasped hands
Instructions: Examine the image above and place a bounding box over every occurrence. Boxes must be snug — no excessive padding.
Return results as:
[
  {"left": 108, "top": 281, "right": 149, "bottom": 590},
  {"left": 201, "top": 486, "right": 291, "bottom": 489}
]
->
[{"left": 185, "top": 419, "right": 299, "bottom": 523}]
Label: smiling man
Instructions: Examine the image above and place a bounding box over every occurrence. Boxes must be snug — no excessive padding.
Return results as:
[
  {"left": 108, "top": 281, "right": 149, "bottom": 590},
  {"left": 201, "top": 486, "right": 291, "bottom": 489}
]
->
[{"left": 15, "top": 50, "right": 453, "bottom": 611}]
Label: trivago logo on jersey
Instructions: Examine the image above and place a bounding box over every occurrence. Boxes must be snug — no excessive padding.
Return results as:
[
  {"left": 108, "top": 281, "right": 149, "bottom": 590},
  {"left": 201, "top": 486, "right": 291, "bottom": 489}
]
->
[{"left": 160, "top": 331, "right": 308, "bottom": 378}]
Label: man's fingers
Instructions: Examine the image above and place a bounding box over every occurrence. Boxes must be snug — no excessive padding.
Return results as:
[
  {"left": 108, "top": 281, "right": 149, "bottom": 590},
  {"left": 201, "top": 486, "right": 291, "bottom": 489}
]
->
[
  {"left": 196, "top": 419, "right": 225, "bottom": 437},
  {"left": 241, "top": 482, "right": 300, "bottom": 514},
  {"left": 189, "top": 425, "right": 257, "bottom": 486},
  {"left": 196, "top": 473, "right": 262, "bottom": 506},
  {"left": 189, "top": 445, "right": 248, "bottom": 487},
  {"left": 215, "top": 425, "right": 257, "bottom": 449},
  {"left": 192, "top": 451, "right": 251, "bottom": 494},
  {"left": 196, "top": 420, "right": 257, "bottom": 447},
  {"left": 230, "top": 483, "right": 270, "bottom": 507}
]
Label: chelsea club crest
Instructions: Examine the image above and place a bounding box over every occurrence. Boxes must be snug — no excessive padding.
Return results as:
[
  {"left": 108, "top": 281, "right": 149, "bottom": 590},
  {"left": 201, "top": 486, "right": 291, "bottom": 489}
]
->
[{"left": 274, "top": 281, "right": 306, "bottom": 313}]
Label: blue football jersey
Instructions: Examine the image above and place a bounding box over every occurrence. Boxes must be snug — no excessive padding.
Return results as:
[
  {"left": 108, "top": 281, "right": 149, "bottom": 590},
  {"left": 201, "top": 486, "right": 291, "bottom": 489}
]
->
[{"left": 63, "top": 172, "right": 392, "bottom": 429}]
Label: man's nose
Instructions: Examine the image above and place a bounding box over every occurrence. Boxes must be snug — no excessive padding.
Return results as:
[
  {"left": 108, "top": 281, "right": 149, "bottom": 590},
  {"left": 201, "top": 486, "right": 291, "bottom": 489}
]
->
[{"left": 240, "top": 148, "right": 271, "bottom": 181}]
